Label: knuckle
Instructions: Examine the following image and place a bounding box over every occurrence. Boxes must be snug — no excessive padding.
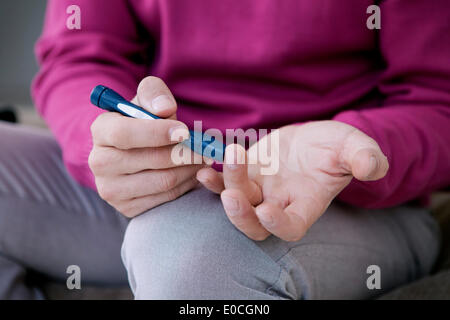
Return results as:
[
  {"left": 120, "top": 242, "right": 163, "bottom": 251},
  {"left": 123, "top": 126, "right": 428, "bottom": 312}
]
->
[
  {"left": 88, "top": 151, "right": 98, "bottom": 172},
  {"left": 90, "top": 117, "right": 102, "bottom": 139},
  {"left": 149, "top": 146, "right": 174, "bottom": 168},
  {"left": 146, "top": 148, "right": 162, "bottom": 167},
  {"left": 141, "top": 121, "right": 159, "bottom": 138},
  {"left": 165, "top": 187, "right": 180, "bottom": 201},
  {"left": 97, "top": 184, "right": 116, "bottom": 202},
  {"left": 159, "top": 170, "right": 178, "bottom": 192},
  {"left": 91, "top": 113, "right": 111, "bottom": 139},
  {"left": 107, "top": 124, "right": 127, "bottom": 148},
  {"left": 90, "top": 119, "right": 98, "bottom": 136},
  {"left": 88, "top": 149, "right": 107, "bottom": 173}
]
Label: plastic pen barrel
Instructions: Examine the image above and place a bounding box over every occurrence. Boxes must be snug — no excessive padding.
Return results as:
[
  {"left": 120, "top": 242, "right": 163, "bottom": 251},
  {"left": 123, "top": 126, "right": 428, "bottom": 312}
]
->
[{"left": 90, "top": 85, "right": 224, "bottom": 162}]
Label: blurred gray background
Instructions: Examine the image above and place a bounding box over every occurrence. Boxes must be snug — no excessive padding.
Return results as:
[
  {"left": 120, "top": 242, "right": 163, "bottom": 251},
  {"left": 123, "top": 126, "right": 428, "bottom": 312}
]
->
[{"left": 0, "top": 0, "right": 46, "bottom": 124}]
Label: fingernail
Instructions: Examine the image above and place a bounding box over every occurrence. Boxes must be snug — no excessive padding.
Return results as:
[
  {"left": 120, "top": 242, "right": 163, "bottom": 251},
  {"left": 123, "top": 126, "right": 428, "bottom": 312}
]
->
[
  {"left": 152, "top": 95, "right": 174, "bottom": 113},
  {"left": 169, "top": 125, "right": 190, "bottom": 142},
  {"left": 222, "top": 195, "right": 240, "bottom": 215},
  {"left": 225, "top": 146, "right": 244, "bottom": 170},
  {"left": 256, "top": 208, "right": 274, "bottom": 225},
  {"left": 367, "top": 156, "right": 378, "bottom": 178}
]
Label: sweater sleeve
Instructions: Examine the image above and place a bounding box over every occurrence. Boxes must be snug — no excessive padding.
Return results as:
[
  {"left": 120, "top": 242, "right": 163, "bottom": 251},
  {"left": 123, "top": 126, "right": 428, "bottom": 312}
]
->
[
  {"left": 334, "top": 0, "right": 450, "bottom": 208},
  {"left": 32, "top": 0, "right": 149, "bottom": 190}
]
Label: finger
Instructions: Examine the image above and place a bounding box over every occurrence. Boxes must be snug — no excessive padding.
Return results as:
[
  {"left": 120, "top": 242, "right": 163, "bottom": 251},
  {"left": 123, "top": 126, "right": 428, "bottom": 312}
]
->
[
  {"left": 132, "top": 76, "right": 178, "bottom": 119},
  {"left": 255, "top": 196, "right": 323, "bottom": 242},
  {"left": 223, "top": 144, "right": 263, "bottom": 205},
  {"left": 196, "top": 167, "right": 224, "bottom": 194},
  {"left": 91, "top": 112, "right": 189, "bottom": 149},
  {"left": 221, "top": 189, "right": 270, "bottom": 241},
  {"left": 117, "top": 177, "right": 199, "bottom": 217},
  {"left": 350, "top": 148, "right": 389, "bottom": 181},
  {"left": 341, "top": 130, "right": 389, "bottom": 181},
  {"left": 90, "top": 144, "right": 191, "bottom": 176},
  {"left": 101, "top": 165, "right": 203, "bottom": 201}
]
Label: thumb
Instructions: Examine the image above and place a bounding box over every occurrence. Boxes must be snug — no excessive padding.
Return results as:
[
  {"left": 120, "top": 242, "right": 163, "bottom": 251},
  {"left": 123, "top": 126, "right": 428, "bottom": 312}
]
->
[
  {"left": 131, "top": 76, "right": 178, "bottom": 119},
  {"left": 342, "top": 130, "right": 389, "bottom": 181}
]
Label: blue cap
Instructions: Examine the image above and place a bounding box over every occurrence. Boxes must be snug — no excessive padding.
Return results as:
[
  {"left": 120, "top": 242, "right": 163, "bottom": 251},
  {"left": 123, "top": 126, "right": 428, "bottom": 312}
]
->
[{"left": 90, "top": 85, "right": 108, "bottom": 107}]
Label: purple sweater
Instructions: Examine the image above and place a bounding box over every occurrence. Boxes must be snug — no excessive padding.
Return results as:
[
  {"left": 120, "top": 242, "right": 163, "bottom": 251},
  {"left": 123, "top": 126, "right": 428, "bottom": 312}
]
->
[{"left": 32, "top": 0, "right": 450, "bottom": 208}]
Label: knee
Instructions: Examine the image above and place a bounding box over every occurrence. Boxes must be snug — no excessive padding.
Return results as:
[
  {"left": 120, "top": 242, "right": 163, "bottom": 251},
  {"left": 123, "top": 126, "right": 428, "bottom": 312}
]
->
[
  {"left": 121, "top": 188, "right": 235, "bottom": 299},
  {"left": 122, "top": 191, "right": 220, "bottom": 299},
  {"left": 121, "top": 188, "right": 285, "bottom": 299}
]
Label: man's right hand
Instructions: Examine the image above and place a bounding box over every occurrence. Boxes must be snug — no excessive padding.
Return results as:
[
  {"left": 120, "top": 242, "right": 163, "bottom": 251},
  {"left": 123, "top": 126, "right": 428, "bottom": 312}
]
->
[{"left": 89, "top": 76, "right": 203, "bottom": 217}]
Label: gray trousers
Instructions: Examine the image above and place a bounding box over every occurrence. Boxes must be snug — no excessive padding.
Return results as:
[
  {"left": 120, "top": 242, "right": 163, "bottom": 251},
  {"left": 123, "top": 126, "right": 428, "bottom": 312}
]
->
[{"left": 0, "top": 122, "right": 441, "bottom": 299}]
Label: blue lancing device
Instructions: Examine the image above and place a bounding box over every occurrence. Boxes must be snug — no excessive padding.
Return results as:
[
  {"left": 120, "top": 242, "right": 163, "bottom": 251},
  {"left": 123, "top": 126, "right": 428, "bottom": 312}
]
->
[{"left": 90, "top": 85, "right": 225, "bottom": 162}]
